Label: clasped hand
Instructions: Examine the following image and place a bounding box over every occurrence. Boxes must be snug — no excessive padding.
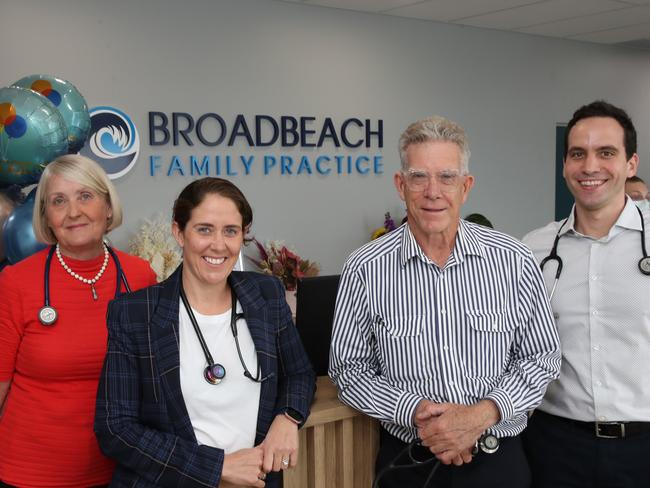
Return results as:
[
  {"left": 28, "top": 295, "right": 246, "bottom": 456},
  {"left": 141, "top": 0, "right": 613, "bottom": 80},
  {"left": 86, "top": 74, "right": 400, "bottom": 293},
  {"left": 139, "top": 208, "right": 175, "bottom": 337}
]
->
[
  {"left": 414, "top": 399, "right": 499, "bottom": 466},
  {"left": 221, "top": 413, "right": 299, "bottom": 487}
]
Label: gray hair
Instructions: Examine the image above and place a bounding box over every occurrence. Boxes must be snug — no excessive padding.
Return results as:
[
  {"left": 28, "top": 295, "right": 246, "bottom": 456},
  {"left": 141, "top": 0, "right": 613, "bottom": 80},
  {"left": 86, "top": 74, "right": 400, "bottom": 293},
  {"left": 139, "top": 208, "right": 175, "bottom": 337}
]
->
[
  {"left": 33, "top": 154, "right": 123, "bottom": 244},
  {"left": 398, "top": 115, "right": 471, "bottom": 173}
]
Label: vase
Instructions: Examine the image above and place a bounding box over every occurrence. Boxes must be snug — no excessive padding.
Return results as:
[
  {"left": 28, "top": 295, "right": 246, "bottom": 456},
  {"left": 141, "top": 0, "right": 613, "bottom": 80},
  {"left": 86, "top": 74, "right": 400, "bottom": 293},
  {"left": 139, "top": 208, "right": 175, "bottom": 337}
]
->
[{"left": 285, "top": 289, "right": 297, "bottom": 317}]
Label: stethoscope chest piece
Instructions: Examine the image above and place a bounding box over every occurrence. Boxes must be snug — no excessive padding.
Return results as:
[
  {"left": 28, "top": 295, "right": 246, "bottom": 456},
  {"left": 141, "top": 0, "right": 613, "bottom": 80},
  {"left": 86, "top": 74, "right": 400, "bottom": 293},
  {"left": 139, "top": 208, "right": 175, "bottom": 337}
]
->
[
  {"left": 639, "top": 256, "right": 650, "bottom": 275},
  {"left": 38, "top": 305, "right": 58, "bottom": 326},
  {"left": 204, "top": 363, "right": 226, "bottom": 385}
]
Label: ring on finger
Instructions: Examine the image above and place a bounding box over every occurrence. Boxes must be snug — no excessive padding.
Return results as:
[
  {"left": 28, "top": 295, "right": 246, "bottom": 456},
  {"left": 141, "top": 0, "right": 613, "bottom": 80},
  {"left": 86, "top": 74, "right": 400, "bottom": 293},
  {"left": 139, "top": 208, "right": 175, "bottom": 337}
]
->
[{"left": 282, "top": 458, "right": 290, "bottom": 467}]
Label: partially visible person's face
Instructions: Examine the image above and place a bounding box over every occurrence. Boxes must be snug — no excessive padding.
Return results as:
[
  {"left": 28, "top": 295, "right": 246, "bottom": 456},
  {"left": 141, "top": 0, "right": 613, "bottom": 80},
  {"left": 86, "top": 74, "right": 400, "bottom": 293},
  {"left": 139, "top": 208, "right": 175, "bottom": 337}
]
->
[
  {"left": 625, "top": 180, "right": 649, "bottom": 201},
  {"left": 172, "top": 193, "right": 244, "bottom": 290},
  {"left": 394, "top": 141, "right": 473, "bottom": 243},
  {"left": 563, "top": 117, "right": 638, "bottom": 213},
  {"left": 45, "top": 173, "right": 112, "bottom": 259}
]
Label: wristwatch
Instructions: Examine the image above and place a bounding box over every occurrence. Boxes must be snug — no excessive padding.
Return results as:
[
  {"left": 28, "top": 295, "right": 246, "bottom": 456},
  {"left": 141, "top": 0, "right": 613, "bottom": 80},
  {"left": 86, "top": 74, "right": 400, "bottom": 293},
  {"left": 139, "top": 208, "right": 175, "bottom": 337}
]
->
[
  {"left": 478, "top": 433, "right": 500, "bottom": 454},
  {"left": 283, "top": 408, "right": 304, "bottom": 425}
]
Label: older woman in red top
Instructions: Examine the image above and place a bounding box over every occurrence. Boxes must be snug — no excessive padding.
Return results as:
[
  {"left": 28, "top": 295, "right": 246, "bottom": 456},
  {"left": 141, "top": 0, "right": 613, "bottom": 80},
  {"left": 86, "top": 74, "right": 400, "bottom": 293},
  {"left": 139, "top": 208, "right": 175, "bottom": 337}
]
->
[{"left": 0, "top": 155, "right": 157, "bottom": 488}]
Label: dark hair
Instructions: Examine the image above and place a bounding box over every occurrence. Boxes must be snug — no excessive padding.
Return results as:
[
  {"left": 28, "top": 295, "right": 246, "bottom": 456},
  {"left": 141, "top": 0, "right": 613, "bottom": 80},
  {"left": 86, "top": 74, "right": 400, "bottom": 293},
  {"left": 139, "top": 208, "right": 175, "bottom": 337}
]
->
[
  {"left": 464, "top": 213, "right": 493, "bottom": 228},
  {"left": 564, "top": 100, "right": 637, "bottom": 160},
  {"left": 172, "top": 178, "right": 253, "bottom": 235},
  {"left": 626, "top": 175, "right": 646, "bottom": 185}
]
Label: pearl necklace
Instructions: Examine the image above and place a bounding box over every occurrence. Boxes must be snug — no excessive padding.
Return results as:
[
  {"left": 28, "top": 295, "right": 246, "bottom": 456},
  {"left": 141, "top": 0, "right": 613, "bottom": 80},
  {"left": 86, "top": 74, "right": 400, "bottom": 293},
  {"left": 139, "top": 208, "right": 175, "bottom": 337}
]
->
[{"left": 56, "top": 243, "right": 110, "bottom": 300}]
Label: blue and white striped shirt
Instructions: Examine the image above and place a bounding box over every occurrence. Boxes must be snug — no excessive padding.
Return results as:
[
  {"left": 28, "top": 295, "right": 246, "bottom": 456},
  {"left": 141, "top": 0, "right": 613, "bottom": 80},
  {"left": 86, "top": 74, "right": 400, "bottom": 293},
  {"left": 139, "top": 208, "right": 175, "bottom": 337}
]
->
[{"left": 329, "top": 221, "right": 561, "bottom": 443}]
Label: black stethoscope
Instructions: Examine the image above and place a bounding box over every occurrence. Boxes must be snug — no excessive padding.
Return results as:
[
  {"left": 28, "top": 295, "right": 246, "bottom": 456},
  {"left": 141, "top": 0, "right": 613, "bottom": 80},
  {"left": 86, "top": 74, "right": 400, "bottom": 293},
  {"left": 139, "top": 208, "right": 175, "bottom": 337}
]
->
[
  {"left": 372, "top": 434, "right": 499, "bottom": 488},
  {"left": 540, "top": 206, "right": 650, "bottom": 300},
  {"left": 38, "top": 244, "right": 131, "bottom": 326},
  {"left": 179, "top": 276, "right": 273, "bottom": 386}
]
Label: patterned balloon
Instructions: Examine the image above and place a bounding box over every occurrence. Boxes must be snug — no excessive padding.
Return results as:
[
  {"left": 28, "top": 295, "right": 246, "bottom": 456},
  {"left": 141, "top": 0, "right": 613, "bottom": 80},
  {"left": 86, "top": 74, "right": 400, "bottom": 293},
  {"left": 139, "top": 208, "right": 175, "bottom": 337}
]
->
[
  {"left": 0, "top": 86, "right": 68, "bottom": 188},
  {"left": 2, "top": 189, "right": 46, "bottom": 264},
  {"left": 13, "top": 75, "right": 91, "bottom": 153}
]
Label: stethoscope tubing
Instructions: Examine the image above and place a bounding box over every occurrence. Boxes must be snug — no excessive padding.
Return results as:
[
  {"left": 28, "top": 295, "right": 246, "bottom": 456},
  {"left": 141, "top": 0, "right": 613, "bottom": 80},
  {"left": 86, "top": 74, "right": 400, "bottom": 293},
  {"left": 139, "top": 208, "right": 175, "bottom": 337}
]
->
[
  {"left": 540, "top": 207, "right": 649, "bottom": 300},
  {"left": 41, "top": 244, "right": 131, "bottom": 325}
]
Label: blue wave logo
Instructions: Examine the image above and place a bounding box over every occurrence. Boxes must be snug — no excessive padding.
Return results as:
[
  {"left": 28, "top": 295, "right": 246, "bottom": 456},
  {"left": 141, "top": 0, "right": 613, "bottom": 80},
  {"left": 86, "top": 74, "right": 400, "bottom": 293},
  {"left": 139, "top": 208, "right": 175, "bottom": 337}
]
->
[{"left": 79, "top": 106, "right": 140, "bottom": 179}]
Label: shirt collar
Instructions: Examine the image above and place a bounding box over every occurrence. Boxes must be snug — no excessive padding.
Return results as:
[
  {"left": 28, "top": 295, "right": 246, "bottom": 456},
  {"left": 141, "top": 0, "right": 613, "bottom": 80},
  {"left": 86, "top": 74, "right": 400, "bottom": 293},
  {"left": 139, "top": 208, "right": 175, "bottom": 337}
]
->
[
  {"left": 562, "top": 197, "right": 642, "bottom": 237},
  {"left": 399, "top": 220, "right": 486, "bottom": 267}
]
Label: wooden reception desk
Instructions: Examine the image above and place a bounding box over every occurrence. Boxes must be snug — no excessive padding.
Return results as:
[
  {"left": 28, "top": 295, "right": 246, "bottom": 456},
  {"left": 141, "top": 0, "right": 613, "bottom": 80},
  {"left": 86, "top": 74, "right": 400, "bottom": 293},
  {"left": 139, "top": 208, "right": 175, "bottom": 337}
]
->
[{"left": 283, "top": 376, "right": 379, "bottom": 488}]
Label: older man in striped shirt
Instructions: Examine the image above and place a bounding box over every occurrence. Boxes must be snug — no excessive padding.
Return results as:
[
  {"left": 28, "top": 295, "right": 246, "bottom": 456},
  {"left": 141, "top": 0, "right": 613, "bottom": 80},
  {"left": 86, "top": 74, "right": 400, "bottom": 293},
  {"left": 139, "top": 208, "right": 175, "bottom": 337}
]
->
[{"left": 329, "top": 115, "right": 561, "bottom": 488}]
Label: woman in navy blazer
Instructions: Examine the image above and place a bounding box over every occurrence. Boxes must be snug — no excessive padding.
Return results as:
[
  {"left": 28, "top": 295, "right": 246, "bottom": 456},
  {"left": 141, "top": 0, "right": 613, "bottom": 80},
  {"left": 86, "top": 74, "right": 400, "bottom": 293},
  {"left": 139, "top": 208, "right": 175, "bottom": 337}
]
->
[{"left": 95, "top": 178, "right": 315, "bottom": 488}]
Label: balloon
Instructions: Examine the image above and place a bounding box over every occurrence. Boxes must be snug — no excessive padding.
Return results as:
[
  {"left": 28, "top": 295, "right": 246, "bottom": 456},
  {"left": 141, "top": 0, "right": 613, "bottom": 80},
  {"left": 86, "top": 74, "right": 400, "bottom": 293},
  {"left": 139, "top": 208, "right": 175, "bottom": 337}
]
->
[
  {"left": 0, "top": 192, "right": 16, "bottom": 261},
  {"left": 13, "top": 75, "right": 91, "bottom": 153},
  {"left": 0, "top": 86, "right": 68, "bottom": 188},
  {"left": 2, "top": 189, "right": 46, "bottom": 264}
]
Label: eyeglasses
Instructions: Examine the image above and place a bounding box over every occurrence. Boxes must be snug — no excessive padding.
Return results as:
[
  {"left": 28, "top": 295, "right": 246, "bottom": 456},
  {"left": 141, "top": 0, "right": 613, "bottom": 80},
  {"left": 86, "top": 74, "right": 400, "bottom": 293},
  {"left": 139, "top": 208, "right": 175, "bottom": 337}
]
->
[{"left": 402, "top": 169, "right": 465, "bottom": 192}]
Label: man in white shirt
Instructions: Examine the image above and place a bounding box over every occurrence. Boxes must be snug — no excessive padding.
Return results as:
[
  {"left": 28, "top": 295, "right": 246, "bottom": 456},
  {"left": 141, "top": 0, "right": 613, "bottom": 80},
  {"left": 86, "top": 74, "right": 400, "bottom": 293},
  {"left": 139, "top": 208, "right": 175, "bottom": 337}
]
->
[{"left": 523, "top": 100, "right": 650, "bottom": 488}]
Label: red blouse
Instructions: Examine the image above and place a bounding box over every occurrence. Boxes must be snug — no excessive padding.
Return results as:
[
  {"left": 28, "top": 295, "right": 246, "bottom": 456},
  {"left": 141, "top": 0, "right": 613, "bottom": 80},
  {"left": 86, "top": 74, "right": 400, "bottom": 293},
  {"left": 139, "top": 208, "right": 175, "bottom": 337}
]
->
[{"left": 0, "top": 247, "right": 157, "bottom": 488}]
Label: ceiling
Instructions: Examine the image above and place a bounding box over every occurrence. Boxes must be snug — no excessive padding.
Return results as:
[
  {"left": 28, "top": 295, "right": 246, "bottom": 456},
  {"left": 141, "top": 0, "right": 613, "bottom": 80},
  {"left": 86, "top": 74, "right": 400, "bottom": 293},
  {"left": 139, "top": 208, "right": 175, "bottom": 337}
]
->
[{"left": 275, "top": 0, "right": 650, "bottom": 50}]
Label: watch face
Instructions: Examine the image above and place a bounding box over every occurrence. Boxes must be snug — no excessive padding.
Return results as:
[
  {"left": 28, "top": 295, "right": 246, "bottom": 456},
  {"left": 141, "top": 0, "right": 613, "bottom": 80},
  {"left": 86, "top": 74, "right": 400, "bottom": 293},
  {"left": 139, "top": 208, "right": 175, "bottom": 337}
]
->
[
  {"left": 484, "top": 435, "right": 498, "bottom": 449},
  {"left": 479, "top": 434, "right": 499, "bottom": 454}
]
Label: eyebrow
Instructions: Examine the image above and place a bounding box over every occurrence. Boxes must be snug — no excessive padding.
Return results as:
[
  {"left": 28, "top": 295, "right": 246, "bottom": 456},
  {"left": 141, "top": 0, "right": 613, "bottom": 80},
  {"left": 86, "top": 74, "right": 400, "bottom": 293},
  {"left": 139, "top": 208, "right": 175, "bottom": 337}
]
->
[
  {"left": 47, "top": 187, "right": 95, "bottom": 196},
  {"left": 567, "top": 144, "right": 618, "bottom": 153},
  {"left": 193, "top": 223, "right": 242, "bottom": 229}
]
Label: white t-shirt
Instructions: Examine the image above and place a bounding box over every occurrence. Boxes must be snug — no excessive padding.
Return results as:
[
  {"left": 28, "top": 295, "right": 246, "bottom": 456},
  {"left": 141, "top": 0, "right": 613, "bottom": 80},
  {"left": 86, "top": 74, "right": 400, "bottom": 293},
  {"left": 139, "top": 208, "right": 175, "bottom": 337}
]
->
[{"left": 179, "top": 301, "right": 262, "bottom": 453}]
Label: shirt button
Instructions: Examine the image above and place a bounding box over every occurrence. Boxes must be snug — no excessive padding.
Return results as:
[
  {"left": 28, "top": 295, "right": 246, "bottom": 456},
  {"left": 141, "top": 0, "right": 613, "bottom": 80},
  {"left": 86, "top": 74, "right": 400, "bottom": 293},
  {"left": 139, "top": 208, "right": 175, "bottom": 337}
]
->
[
  {"left": 440, "top": 310, "right": 447, "bottom": 315},
  {"left": 591, "top": 275, "right": 598, "bottom": 281},
  {"left": 593, "top": 345, "right": 600, "bottom": 351},
  {"left": 599, "top": 416, "right": 607, "bottom": 421},
  {"left": 596, "top": 380, "right": 602, "bottom": 387},
  {"left": 592, "top": 310, "right": 599, "bottom": 316},
  {"left": 443, "top": 346, "right": 450, "bottom": 351},
  {"left": 449, "top": 381, "right": 455, "bottom": 386}
]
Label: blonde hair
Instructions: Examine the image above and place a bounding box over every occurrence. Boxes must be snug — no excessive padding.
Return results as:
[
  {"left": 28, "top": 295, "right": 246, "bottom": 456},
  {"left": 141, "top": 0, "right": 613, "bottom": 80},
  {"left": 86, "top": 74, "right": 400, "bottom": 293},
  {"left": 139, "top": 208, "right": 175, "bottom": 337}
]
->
[{"left": 32, "top": 154, "right": 123, "bottom": 244}]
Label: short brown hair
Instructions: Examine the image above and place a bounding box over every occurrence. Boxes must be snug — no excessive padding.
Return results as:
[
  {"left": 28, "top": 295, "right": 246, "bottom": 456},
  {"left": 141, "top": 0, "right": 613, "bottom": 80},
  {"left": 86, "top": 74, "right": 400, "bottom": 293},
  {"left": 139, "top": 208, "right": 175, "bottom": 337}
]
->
[{"left": 172, "top": 178, "right": 253, "bottom": 237}]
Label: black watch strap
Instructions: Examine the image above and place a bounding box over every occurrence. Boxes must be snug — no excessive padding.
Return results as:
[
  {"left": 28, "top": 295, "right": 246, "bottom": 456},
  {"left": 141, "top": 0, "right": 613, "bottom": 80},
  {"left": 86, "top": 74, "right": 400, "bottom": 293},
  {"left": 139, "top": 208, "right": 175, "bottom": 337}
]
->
[{"left": 284, "top": 408, "right": 304, "bottom": 424}]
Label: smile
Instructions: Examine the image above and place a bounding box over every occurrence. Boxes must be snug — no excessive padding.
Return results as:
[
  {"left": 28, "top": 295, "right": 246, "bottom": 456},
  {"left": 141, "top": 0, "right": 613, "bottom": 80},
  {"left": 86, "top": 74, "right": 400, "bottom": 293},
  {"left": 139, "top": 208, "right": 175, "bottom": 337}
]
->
[
  {"left": 579, "top": 179, "right": 605, "bottom": 187},
  {"left": 203, "top": 256, "right": 226, "bottom": 265}
]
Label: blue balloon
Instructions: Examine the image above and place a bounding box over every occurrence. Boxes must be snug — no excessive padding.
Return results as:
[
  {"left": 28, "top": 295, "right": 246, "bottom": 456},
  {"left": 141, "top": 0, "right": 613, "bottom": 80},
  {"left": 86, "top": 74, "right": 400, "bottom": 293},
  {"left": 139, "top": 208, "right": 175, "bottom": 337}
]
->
[
  {"left": 0, "top": 86, "right": 68, "bottom": 188},
  {"left": 13, "top": 75, "right": 91, "bottom": 154},
  {"left": 2, "top": 195, "right": 46, "bottom": 264}
]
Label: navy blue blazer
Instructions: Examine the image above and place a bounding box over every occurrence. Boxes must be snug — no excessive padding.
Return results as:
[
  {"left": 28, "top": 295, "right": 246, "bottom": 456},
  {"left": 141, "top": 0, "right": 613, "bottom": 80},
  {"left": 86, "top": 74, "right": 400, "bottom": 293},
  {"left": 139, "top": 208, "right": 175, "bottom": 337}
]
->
[{"left": 94, "top": 267, "right": 315, "bottom": 488}]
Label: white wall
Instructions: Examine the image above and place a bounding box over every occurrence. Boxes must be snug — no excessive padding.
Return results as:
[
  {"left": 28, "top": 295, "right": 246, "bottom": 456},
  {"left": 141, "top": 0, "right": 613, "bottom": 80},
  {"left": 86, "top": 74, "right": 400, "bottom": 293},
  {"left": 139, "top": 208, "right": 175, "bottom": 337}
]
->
[{"left": 3, "top": 0, "right": 650, "bottom": 273}]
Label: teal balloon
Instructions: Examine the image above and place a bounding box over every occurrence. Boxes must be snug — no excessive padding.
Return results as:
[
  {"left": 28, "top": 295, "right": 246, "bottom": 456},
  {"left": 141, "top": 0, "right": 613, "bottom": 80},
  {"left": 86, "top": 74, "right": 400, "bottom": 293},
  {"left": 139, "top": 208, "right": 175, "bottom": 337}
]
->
[
  {"left": 2, "top": 190, "right": 46, "bottom": 264},
  {"left": 13, "top": 75, "right": 91, "bottom": 154},
  {"left": 0, "top": 86, "right": 68, "bottom": 188}
]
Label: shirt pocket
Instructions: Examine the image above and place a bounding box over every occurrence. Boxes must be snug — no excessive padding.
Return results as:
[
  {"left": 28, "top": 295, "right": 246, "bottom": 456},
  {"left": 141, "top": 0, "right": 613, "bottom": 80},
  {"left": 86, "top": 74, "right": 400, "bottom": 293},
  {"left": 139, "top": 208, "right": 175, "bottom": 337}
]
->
[
  {"left": 373, "top": 314, "right": 425, "bottom": 382},
  {"left": 376, "top": 314, "right": 424, "bottom": 337},
  {"left": 461, "top": 309, "right": 517, "bottom": 379}
]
